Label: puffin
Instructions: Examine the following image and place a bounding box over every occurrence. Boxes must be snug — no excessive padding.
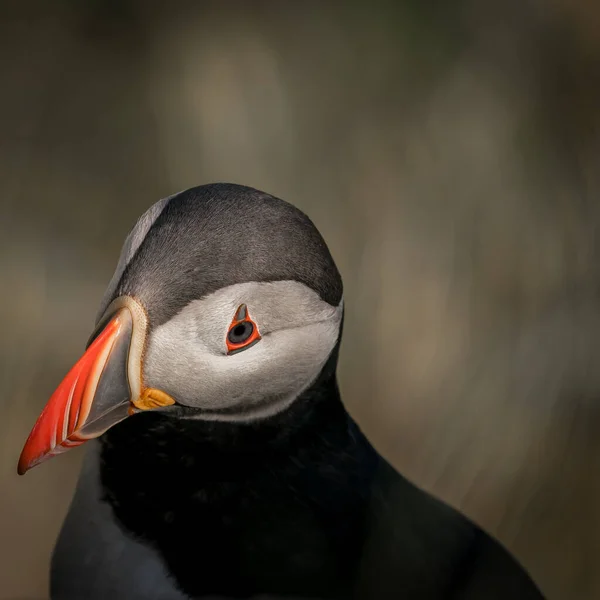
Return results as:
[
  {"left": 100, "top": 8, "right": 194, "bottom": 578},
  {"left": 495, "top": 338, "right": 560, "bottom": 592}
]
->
[{"left": 18, "top": 183, "right": 544, "bottom": 600}]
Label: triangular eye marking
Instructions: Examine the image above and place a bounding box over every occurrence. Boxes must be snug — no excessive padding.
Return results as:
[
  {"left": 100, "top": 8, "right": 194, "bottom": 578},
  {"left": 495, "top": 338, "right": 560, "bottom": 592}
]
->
[
  {"left": 226, "top": 304, "right": 261, "bottom": 355},
  {"left": 234, "top": 304, "right": 247, "bottom": 321}
]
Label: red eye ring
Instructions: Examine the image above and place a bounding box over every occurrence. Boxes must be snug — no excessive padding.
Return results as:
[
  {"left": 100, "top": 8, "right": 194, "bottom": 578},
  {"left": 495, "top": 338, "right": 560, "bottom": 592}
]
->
[{"left": 226, "top": 304, "right": 261, "bottom": 355}]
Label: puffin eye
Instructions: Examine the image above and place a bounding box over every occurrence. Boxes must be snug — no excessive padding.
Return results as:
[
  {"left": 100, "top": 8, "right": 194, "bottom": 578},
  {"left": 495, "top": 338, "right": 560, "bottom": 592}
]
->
[
  {"left": 228, "top": 321, "right": 253, "bottom": 344},
  {"left": 226, "top": 304, "right": 261, "bottom": 355}
]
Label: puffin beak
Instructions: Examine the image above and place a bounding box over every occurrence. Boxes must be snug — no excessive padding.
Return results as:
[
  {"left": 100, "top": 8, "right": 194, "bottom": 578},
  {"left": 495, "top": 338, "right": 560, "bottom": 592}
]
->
[{"left": 17, "top": 297, "right": 175, "bottom": 475}]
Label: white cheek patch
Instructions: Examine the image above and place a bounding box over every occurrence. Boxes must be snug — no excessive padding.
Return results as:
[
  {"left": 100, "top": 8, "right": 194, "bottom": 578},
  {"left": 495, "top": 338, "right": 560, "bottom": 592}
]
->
[{"left": 143, "top": 281, "right": 342, "bottom": 421}]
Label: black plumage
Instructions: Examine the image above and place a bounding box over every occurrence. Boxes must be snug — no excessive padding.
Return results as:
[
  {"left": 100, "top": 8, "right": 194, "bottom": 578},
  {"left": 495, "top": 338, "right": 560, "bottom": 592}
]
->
[{"left": 99, "top": 348, "right": 542, "bottom": 599}]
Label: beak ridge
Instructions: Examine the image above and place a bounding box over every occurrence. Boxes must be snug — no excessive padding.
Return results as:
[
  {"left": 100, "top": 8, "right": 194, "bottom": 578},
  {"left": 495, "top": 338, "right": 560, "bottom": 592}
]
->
[
  {"left": 17, "top": 309, "right": 133, "bottom": 475},
  {"left": 18, "top": 296, "right": 178, "bottom": 476}
]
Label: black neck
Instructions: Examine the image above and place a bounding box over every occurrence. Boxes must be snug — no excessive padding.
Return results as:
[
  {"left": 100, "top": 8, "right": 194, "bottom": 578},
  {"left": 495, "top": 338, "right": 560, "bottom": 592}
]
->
[
  {"left": 99, "top": 337, "right": 372, "bottom": 488},
  {"left": 98, "top": 347, "right": 379, "bottom": 599},
  {"left": 101, "top": 354, "right": 358, "bottom": 471},
  {"left": 149, "top": 335, "right": 350, "bottom": 449}
]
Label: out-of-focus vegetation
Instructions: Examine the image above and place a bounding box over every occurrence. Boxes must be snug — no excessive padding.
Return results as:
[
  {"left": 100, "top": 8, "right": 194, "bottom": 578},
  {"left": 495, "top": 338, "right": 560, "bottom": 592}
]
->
[{"left": 1, "top": 1, "right": 599, "bottom": 598}]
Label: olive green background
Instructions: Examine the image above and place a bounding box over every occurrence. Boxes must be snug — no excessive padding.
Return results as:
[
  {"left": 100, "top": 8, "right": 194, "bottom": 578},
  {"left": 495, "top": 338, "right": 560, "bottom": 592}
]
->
[{"left": 1, "top": 1, "right": 599, "bottom": 598}]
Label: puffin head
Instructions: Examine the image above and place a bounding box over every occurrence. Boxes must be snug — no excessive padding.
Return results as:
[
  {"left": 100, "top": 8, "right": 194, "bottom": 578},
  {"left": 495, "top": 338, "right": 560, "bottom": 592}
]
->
[{"left": 18, "top": 183, "right": 344, "bottom": 475}]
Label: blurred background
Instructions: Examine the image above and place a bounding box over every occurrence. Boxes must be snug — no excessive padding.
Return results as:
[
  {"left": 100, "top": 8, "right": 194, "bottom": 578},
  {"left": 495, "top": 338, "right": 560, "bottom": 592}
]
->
[{"left": 1, "top": 0, "right": 599, "bottom": 598}]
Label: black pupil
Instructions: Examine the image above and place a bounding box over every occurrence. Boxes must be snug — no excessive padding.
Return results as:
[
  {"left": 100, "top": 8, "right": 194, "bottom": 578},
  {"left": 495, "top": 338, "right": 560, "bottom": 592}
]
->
[{"left": 229, "top": 322, "right": 253, "bottom": 344}]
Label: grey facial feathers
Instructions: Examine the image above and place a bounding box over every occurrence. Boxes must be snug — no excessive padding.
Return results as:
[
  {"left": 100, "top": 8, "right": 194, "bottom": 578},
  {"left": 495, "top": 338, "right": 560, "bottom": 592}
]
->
[
  {"left": 113, "top": 184, "right": 343, "bottom": 327},
  {"left": 95, "top": 194, "right": 175, "bottom": 324}
]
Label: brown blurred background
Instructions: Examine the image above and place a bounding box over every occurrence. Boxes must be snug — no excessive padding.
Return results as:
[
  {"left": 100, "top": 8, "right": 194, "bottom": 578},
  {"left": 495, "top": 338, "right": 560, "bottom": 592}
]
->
[{"left": 1, "top": 0, "right": 599, "bottom": 598}]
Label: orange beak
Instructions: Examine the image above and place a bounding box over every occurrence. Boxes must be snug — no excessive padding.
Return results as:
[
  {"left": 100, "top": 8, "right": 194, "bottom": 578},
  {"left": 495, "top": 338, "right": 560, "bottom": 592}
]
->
[{"left": 18, "top": 298, "right": 175, "bottom": 475}]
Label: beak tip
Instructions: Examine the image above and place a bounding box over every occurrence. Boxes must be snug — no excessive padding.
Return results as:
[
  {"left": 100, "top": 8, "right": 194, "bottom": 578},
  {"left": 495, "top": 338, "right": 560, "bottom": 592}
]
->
[
  {"left": 17, "top": 456, "right": 30, "bottom": 476},
  {"left": 17, "top": 431, "right": 41, "bottom": 476},
  {"left": 17, "top": 438, "right": 46, "bottom": 476}
]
